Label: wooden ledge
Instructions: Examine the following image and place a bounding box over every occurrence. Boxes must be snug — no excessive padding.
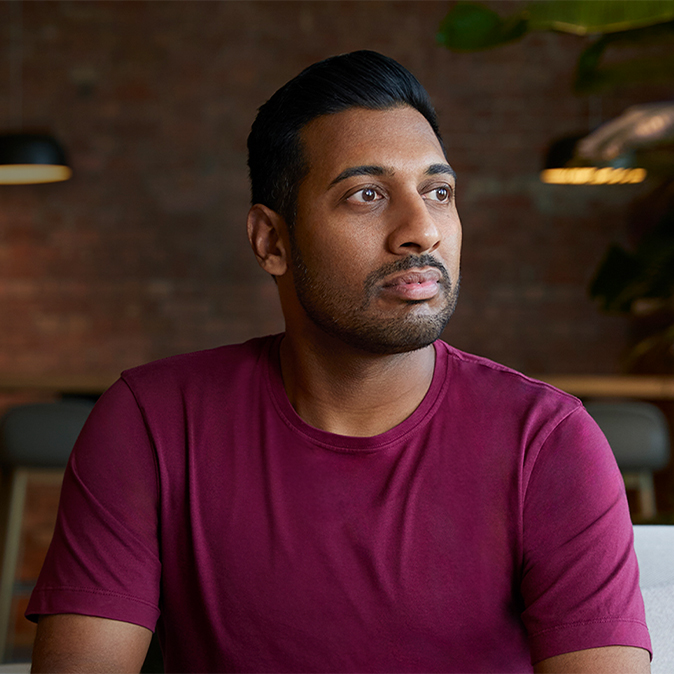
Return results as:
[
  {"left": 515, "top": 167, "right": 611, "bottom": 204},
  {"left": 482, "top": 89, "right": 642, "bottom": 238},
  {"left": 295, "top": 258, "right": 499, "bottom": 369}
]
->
[
  {"left": 536, "top": 375, "right": 674, "bottom": 400},
  {"left": 1, "top": 373, "right": 674, "bottom": 400}
]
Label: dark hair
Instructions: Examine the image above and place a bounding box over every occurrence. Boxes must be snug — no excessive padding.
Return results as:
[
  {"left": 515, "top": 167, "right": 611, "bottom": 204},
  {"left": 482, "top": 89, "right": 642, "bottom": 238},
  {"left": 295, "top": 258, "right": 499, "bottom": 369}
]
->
[{"left": 247, "top": 50, "right": 444, "bottom": 226}]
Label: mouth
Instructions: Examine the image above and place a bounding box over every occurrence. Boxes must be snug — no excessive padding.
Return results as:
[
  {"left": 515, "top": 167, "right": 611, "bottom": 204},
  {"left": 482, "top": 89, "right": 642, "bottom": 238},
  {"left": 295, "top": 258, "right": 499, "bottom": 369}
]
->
[
  {"left": 362, "top": 255, "right": 452, "bottom": 306},
  {"left": 380, "top": 267, "right": 443, "bottom": 301},
  {"left": 382, "top": 268, "right": 443, "bottom": 287}
]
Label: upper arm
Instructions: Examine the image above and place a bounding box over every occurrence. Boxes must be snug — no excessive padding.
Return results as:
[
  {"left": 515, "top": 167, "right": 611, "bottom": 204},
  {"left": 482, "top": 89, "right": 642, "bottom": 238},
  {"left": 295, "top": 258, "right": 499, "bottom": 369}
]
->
[
  {"left": 26, "top": 380, "right": 162, "bottom": 631},
  {"left": 521, "top": 407, "right": 651, "bottom": 660},
  {"left": 31, "top": 614, "right": 152, "bottom": 673},
  {"left": 534, "top": 645, "right": 650, "bottom": 673}
]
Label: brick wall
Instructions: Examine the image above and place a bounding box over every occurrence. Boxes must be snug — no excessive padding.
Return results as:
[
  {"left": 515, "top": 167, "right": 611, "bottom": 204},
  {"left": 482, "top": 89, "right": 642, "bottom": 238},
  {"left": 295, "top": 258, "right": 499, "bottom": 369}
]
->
[{"left": 0, "top": 0, "right": 672, "bottom": 382}]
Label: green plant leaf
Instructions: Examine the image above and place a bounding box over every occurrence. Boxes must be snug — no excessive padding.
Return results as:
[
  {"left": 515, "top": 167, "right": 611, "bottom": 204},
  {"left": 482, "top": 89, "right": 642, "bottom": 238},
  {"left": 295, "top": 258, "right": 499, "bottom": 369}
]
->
[
  {"left": 576, "top": 51, "right": 674, "bottom": 93},
  {"left": 436, "top": 2, "right": 528, "bottom": 51},
  {"left": 574, "top": 21, "right": 674, "bottom": 93},
  {"left": 590, "top": 207, "right": 674, "bottom": 314},
  {"left": 436, "top": 0, "right": 674, "bottom": 52},
  {"left": 625, "top": 323, "right": 674, "bottom": 370},
  {"left": 589, "top": 244, "right": 645, "bottom": 312},
  {"left": 526, "top": 0, "right": 674, "bottom": 35},
  {"left": 633, "top": 212, "right": 674, "bottom": 299}
]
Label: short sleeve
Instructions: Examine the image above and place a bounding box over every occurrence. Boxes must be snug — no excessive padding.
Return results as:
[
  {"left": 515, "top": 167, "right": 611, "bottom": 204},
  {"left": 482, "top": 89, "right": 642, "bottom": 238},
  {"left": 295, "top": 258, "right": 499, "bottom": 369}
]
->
[
  {"left": 520, "top": 405, "right": 652, "bottom": 663},
  {"left": 26, "top": 379, "right": 161, "bottom": 631}
]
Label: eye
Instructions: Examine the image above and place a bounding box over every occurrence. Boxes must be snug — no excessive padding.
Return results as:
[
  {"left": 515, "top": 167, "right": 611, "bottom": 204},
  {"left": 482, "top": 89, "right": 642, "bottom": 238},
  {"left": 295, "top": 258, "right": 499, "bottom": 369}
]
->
[
  {"left": 347, "top": 187, "right": 383, "bottom": 203},
  {"left": 426, "top": 186, "right": 451, "bottom": 202}
]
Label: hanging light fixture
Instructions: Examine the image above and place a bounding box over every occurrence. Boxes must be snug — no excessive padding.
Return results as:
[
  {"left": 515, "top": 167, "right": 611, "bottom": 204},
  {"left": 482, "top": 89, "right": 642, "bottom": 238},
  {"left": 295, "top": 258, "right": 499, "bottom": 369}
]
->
[
  {"left": 540, "top": 133, "right": 647, "bottom": 186},
  {"left": 0, "top": 0, "right": 71, "bottom": 185},
  {"left": 0, "top": 133, "right": 71, "bottom": 184},
  {"left": 538, "top": 101, "right": 674, "bottom": 186},
  {"left": 540, "top": 95, "right": 653, "bottom": 186}
]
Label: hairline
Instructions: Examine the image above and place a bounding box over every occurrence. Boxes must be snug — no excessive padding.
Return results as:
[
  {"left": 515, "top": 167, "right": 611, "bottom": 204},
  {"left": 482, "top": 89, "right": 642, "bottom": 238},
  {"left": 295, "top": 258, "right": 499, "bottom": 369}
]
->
[{"left": 284, "top": 102, "right": 448, "bottom": 229}]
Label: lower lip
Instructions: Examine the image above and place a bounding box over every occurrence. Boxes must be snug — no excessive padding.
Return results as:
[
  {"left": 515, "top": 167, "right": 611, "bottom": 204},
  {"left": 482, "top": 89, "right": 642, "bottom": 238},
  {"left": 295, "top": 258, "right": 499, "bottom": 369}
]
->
[{"left": 381, "top": 280, "right": 440, "bottom": 301}]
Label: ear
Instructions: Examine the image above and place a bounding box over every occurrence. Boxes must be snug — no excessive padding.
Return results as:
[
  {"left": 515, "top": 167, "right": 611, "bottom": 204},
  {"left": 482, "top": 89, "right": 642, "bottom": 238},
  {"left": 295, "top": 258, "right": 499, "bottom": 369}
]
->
[{"left": 246, "top": 204, "right": 289, "bottom": 276}]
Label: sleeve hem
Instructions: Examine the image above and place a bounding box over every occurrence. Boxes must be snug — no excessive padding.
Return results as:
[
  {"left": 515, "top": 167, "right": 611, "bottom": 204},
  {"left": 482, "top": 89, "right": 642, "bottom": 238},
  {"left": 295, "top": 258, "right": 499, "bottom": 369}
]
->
[
  {"left": 529, "top": 618, "right": 652, "bottom": 664},
  {"left": 25, "top": 587, "right": 160, "bottom": 632}
]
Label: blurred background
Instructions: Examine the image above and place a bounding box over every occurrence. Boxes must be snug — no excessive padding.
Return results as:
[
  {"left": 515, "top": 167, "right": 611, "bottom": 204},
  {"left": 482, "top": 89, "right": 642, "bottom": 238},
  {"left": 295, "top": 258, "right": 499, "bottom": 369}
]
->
[{"left": 1, "top": 0, "right": 673, "bottom": 663}]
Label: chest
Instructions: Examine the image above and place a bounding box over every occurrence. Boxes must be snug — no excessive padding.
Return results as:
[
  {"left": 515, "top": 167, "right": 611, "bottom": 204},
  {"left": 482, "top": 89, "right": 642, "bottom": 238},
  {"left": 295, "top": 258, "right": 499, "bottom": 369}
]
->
[{"left": 155, "top": 419, "right": 529, "bottom": 672}]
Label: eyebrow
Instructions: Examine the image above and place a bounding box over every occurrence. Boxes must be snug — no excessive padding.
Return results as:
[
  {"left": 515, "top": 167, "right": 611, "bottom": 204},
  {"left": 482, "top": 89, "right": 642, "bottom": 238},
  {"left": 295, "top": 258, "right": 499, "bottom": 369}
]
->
[
  {"left": 426, "top": 163, "right": 456, "bottom": 181},
  {"left": 328, "top": 162, "right": 456, "bottom": 188},
  {"left": 328, "top": 165, "right": 392, "bottom": 188}
]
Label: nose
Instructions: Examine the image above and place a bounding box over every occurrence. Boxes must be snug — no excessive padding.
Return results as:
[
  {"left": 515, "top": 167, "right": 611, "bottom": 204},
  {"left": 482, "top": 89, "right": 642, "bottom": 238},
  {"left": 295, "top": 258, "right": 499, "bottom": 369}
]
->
[{"left": 386, "top": 193, "right": 442, "bottom": 256}]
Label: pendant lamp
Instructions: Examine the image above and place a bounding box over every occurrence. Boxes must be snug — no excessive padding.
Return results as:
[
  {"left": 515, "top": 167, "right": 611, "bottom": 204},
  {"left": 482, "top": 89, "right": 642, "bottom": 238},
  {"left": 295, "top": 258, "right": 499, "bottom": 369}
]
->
[
  {"left": 0, "top": 133, "right": 72, "bottom": 184},
  {"left": 540, "top": 133, "right": 646, "bottom": 186},
  {"left": 1, "top": 0, "right": 71, "bottom": 185},
  {"left": 538, "top": 101, "right": 674, "bottom": 186},
  {"left": 540, "top": 96, "right": 651, "bottom": 186}
]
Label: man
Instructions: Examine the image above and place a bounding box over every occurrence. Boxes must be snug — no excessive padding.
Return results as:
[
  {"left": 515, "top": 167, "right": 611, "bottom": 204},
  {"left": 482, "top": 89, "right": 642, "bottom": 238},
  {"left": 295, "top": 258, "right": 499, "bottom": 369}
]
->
[{"left": 28, "top": 51, "right": 650, "bottom": 673}]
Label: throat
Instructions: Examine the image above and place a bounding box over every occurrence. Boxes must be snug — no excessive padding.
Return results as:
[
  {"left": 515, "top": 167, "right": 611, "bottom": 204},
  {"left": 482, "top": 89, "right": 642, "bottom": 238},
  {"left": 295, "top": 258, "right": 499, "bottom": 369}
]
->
[{"left": 279, "top": 339, "right": 436, "bottom": 437}]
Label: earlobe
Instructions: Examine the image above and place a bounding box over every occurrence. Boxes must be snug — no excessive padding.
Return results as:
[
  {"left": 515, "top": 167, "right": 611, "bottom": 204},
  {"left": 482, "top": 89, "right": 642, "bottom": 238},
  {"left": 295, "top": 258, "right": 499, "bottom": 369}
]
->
[{"left": 246, "top": 204, "right": 289, "bottom": 276}]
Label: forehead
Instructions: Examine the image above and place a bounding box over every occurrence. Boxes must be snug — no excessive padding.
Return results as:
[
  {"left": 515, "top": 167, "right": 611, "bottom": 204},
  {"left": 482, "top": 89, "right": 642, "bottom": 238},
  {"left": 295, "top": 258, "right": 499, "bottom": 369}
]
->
[{"left": 299, "top": 106, "right": 448, "bottom": 185}]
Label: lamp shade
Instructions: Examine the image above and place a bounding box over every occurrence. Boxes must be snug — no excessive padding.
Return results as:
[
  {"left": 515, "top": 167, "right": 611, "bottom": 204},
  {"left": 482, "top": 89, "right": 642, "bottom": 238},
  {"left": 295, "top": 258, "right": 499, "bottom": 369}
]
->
[
  {"left": 541, "top": 132, "right": 646, "bottom": 186},
  {"left": 0, "top": 133, "right": 72, "bottom": 184}
]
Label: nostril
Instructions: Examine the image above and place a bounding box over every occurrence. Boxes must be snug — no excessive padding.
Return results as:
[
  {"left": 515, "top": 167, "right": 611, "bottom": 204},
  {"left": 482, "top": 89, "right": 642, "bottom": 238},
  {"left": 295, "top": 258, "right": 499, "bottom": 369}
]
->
[{"left": 397, "top": 239, "right": 440, "bottom": 252}]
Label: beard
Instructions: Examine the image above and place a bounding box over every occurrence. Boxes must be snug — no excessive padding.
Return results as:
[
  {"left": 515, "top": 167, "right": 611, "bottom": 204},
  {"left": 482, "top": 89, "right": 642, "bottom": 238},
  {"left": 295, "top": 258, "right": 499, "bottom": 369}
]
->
[{"left": 288, "top": 239, "right": 460, "bottom": 355}]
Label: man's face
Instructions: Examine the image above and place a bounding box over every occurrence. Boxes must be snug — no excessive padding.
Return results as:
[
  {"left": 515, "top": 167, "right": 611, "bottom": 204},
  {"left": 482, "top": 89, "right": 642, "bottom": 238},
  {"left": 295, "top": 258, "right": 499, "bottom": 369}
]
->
[{"left": 284, "top": 105, "right": 462, "bottom": 355}]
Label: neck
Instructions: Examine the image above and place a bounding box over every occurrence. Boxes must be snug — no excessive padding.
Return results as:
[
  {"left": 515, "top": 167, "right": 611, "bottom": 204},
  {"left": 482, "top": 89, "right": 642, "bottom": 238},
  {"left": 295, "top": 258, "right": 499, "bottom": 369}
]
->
[{"left": 279, "top": 330, "right": 437, "bottom": 437}]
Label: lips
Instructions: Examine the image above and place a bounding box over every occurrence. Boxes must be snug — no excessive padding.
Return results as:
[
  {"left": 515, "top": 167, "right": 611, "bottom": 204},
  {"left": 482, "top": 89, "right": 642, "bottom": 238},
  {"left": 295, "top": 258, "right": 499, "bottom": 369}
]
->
[
  {"left": 362, "top": 255, "right": 451, "bottom": 306},
  {"left": 382, "top": 269, "right": 443, "bottom": 287},
  {"left": 380, "top": 267, "right": 442, "bottom": 301}
]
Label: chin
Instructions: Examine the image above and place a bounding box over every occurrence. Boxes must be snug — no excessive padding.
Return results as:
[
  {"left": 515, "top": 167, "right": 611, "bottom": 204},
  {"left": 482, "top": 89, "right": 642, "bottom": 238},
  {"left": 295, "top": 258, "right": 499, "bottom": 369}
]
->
[
  {"left": 317, "top": 312, "right": 453, "bottom": 356},
  {"left": 296, "top": 273, "right": 460, "bottom": 356}
]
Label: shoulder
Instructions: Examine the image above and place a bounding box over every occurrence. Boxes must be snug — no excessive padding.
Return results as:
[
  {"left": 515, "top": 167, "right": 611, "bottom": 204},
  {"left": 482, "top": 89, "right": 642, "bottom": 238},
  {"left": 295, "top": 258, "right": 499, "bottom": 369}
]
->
[
  {"left": 120, "top": 334, "right": 278, "bottom": 395},
  {"left": 434, "top": 341, "right": 599, "bottom": 465},
  {"left": 437, "top": 340, "right": 582, "bottom": 417}
]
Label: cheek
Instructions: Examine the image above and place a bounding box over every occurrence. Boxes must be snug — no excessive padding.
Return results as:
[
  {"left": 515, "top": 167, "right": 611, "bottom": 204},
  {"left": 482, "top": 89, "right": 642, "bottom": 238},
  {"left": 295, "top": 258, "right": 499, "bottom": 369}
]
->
[
  {"left": 453, "top": 227, "right": 463, "bottom": 260},
  {"left": 315, "top": 248, "right": 375, "bottom": 287},
  {"left": 435, "top": 219, "right": 462, "bottom": 280},
  {"left": 444, "top": 217, "right": 462, "bottom": 256},
  {"left": 300, "top": 226, "right": 381, "bottom": 278}
]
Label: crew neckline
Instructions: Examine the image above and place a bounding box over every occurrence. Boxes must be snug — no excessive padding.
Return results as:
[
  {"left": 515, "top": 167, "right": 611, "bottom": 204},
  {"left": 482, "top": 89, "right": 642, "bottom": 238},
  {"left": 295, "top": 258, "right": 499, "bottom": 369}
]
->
[{"left": 264, "top": 334, "right": 451, "bottom": 453}]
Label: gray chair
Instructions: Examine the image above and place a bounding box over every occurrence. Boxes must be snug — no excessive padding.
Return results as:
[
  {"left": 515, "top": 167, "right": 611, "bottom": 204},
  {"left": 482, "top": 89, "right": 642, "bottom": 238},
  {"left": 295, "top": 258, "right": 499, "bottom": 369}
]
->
[
  {"left": 0, "top": 399, "right": 95, "bottom": 663},
  {"left": 633, "top": 525, "right": 674, "bottom": 674},
  {"left": 585, "top": 401, "right": 671, "bottom": 520}
]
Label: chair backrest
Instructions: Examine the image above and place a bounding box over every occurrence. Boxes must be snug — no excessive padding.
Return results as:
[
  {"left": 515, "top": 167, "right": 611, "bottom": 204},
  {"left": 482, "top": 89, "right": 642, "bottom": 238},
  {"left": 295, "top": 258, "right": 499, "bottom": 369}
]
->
[
  {"left": 0, "top": 400, "right": 95, "bottom": 469},
  {"left": 633, "top": 525, "right": 674, "bottom": 674},
  {"left": 584, "top": 401, "right": 670, "bottom": 471}
]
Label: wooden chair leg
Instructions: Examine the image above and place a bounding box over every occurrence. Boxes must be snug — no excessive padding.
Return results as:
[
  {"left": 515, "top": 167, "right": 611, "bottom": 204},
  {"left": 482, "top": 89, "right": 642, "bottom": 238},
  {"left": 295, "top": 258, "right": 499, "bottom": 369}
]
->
[
  {"left": 0, "top": 469, "right": 29, "bottom": 663},
  {"left": 623, "top": 471, "right": 658, "bottom": 521},
  {"left": 636, "top": 472, "right": 657, "bottom": 521}
]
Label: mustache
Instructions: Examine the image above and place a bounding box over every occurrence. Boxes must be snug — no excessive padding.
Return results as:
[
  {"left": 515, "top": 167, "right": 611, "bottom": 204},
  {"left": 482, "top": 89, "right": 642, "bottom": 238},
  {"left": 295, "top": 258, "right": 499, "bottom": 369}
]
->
[{"left": 363, "top": 254, "right": 451, "bottom": 296}]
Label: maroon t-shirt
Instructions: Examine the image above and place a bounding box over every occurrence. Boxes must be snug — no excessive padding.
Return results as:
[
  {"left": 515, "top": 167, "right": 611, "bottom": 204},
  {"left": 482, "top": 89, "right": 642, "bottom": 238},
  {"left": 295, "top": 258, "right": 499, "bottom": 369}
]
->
[{"left": 27, "top": 336, "right": 651, "bottom": 672}]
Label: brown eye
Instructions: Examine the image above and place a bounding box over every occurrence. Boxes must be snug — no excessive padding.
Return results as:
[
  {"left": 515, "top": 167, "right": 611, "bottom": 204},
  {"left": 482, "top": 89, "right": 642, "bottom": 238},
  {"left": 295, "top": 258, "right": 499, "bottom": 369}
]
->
[
  {"left": 347, "top": 187, "right": 382, "bottom": 204},
  {"left": 435, "top": 187, "right": 449, "bottom": 201}
]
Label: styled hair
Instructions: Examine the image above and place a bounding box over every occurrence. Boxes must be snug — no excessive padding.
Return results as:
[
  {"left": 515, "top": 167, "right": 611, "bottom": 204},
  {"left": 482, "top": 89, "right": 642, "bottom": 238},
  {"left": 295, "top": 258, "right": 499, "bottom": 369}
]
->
[{"left": 247, "top": 50, "right": 444, "bottom": 226}]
